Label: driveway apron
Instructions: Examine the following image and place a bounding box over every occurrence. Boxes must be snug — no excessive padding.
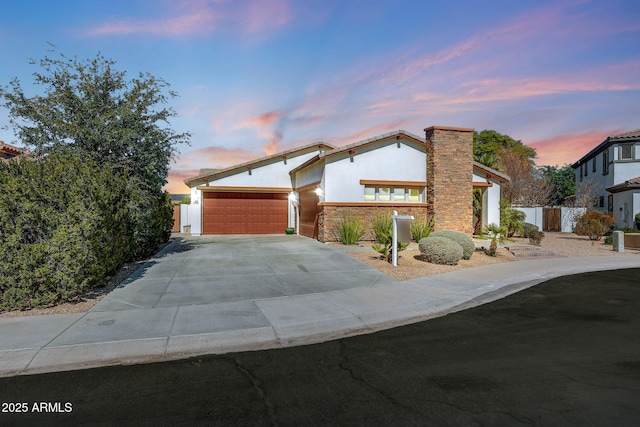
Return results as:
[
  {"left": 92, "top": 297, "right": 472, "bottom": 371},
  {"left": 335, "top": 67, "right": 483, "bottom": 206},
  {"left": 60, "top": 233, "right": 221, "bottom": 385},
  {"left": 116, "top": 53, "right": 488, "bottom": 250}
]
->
[{"left": 92, "top": 235, "right": 395, "bottom": 311}]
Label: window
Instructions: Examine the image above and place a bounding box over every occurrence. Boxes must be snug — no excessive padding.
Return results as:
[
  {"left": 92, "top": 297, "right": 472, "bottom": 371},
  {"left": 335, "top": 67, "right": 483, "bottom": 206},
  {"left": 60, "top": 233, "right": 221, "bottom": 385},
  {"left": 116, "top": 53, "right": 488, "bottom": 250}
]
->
[
  {"left": 608, "top": 195, "right": 613, "bottom": 212},
  {"left": 592, "top": 157, "right": 596, "bottom": 173},
  {"left": 364, "top": 187, "right": 375, "bottom": 201},
  {"left": 603, "top": 149, "right": 609, "bottom": 175},
  {"left": 580, "top": 164, "right": 583, "bottom": 181},
  {"left": 393, "top": 187, "right": 406, "bottom": 201},
  {"left": 363, "top": 186, "right": 424, "bottom": 202},
  {"left": 621, "top": 144, "right": 633, "bottom": 160},
  {"left": 585, "top": 162, "right": 588, "bottom": 176},
  {"left": 599, "top": 196, "right": 604, "bottom": 208},
  {"left": 379, "top": 187, "right": 391, "bottom": 201}
]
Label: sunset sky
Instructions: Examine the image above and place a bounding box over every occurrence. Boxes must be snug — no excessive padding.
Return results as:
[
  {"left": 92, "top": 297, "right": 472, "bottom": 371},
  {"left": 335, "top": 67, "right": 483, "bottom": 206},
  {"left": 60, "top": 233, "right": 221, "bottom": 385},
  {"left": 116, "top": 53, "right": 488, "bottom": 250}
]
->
[{"left": 1, "top": 0, "right": 639, "bottom": 194}]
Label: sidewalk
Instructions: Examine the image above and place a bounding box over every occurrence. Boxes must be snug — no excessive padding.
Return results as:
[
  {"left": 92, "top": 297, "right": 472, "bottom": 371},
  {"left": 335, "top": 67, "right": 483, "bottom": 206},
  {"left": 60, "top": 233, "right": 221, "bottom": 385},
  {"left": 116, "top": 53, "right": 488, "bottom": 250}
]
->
[{"left": 1, "top": 251, "right": 639, "bottom": 377}]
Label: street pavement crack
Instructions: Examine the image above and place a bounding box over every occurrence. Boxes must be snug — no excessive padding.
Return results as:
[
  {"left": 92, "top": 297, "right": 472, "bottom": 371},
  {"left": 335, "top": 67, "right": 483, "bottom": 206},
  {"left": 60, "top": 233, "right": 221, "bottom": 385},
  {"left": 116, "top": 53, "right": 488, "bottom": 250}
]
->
[
  {"left": 229, "top": 356, "right": 278, "bottom": 427},
  {"left": 336, "top": 341, "right": 426, "bottom": 419}
]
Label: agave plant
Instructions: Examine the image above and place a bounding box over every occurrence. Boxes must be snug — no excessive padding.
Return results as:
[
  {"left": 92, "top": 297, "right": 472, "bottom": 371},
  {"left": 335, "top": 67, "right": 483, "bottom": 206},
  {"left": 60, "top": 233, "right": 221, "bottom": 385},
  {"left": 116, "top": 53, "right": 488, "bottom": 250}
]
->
[
  {"left": 480, "top": 223, "right": 513, "bottom": 256},
  {"left": 370, "top": 213, "right": 409, "bottom": 263}
]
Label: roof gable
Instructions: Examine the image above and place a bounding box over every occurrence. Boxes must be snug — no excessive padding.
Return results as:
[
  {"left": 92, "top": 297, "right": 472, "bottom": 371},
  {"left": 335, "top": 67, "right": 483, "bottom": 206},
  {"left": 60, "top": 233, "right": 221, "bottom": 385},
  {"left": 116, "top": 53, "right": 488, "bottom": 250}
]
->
[
  {"left": 184, "top": 142, "right": 334, "bottom": 185},
  {"left": 320, "top": 130, "right": 426, "bottom": 159},
  {"left": 572, "top": 128, "right": 640, "bottom": 167}
]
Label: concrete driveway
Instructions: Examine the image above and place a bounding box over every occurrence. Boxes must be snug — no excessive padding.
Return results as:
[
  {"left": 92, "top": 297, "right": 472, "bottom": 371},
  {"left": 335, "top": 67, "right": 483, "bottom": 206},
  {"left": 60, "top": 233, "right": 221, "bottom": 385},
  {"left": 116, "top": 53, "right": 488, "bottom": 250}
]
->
[{"left": 93, "top": 235, "right": 396, "bottom": 311}]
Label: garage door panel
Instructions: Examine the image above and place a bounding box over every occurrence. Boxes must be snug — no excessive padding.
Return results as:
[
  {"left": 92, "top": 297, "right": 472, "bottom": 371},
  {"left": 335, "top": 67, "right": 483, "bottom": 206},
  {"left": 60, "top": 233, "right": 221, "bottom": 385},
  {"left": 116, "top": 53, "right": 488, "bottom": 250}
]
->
[{"left": 203, "top": 192, "right": 288, "bottom": 234}]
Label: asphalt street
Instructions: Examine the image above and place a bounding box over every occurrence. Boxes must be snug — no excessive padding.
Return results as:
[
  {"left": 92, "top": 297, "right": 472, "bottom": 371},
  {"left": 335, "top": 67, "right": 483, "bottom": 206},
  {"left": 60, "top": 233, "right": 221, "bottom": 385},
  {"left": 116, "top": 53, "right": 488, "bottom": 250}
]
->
[{"left": 1, "top": 268, "right": 639, "bottom": 426}]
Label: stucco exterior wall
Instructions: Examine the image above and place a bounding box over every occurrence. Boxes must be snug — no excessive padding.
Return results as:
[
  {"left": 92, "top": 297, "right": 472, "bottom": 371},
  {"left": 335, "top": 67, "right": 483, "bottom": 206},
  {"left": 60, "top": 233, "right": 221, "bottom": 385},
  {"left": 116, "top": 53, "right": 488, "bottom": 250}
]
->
[
  {"left": 292, "top": 159, "right": 325, "bottom": 190},
  {"left": 612, "top": 190, "right": 640, "bottom": 229},
  {"left": 190, "top": 185, "right": 203, "bottom": 235},
  {"left": 206, "top": 151, "right": 318, "bottom": 188},
  {"left": 323, "top": 141, "right": 426, "bottom": 202}
]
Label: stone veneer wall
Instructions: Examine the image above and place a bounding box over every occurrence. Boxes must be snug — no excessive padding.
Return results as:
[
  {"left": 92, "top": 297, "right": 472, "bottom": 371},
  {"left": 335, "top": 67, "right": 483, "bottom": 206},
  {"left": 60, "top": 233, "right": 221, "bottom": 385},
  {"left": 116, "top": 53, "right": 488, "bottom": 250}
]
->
[
  {"left": 317, "top": 204, "right": 429, "bottom": 242},
  {"left": 425, "top": 126, "right": 474, "bottom": 235}
]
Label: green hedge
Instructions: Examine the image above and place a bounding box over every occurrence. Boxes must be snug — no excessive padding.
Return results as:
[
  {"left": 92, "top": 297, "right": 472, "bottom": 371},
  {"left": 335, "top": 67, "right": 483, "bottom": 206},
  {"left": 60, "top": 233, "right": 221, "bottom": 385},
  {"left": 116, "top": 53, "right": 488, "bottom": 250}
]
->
[{"left": 0, "top": 154, "right": 134, "bottom": 311}]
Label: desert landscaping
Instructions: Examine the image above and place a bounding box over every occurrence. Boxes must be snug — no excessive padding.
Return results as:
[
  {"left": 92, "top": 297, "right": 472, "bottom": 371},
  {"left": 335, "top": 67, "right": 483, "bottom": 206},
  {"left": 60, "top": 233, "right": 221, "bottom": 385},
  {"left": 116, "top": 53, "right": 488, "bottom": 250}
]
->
[{"left": 3, "top": 231, "right": 635, "bottom": 319}]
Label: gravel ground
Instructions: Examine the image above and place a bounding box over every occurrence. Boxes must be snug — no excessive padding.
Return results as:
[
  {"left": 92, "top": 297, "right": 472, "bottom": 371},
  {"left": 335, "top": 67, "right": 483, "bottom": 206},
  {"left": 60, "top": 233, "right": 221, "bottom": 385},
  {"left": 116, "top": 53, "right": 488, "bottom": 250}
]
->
[
  {"left": 2, "top": 233, "right": 637, "bottom": 317},
  {"left": 343, "top": 232, "right": 639, "bottom": 281}
]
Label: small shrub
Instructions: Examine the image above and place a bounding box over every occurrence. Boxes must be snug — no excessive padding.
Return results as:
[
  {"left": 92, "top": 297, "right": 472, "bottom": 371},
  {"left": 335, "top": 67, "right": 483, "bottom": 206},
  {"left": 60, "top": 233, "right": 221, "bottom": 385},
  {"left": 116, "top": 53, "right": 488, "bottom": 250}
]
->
[
  {"left": 410, "top": 215, "right": 434, "bottom": 241},
  {"left": 522, "top": 222, "right": 539, "bottom": 238},
  {"left": 618, "top": 227, "right": 640, "bottom": 233},
  {"left": 604, "top": 235, "right": 613, "bottom": 245},
  {"left": 500, "top": 205, "right": 525, "bottom": 237},
  {"left": 429, "top": 230, "right": 475, "bottom": 260},
  {"left": 528, "top": 230, "right": 545, "bottom": 246},
  {"left": 370, "top": 212, "right": 393, "bottom": 244},
  {"left": 370, "top": 212, "right": 408, "bottom": 263},
  {"left": 575, "top": 210, "right": 616, "bottom": 241},
  {"left": 418, "top": 236, "right": 463, "bottom": 265},
  {"left": 479, "top": 223, "right": 513, "bottom": 257},
  {"left": 334, "top": 214, "right": 365, "bottom": 245}
]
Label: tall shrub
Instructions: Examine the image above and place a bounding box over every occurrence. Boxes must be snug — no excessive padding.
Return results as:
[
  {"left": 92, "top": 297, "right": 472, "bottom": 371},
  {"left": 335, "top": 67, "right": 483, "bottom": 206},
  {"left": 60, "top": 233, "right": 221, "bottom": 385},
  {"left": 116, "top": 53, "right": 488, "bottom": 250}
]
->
[{"left": 0, "top": 155, "right": 133, "bottom": 311}]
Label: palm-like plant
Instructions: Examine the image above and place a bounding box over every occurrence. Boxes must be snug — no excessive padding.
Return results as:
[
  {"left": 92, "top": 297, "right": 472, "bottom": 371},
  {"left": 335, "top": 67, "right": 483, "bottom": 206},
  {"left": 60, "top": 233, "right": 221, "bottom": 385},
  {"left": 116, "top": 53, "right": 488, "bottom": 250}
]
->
[
  {"left": 500, "top": 199, "right": 525, "bottom": 237},
  {"left": 480, "top": 223, "right": 513, "bottom": 256}
]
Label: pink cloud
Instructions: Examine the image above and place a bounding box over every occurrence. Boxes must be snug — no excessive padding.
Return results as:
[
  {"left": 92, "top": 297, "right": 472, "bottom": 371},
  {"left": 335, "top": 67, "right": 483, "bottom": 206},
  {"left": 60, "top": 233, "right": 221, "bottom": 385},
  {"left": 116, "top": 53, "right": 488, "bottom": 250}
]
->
[
  {"left": 164, "top": 170, "right": 198, "bottom": 194},
  {"left": 84, "top": 0, "right": 293, "bottom": 38},
  {"left": 529, "top": 130, "right": 622, "bottom": 167},
  {"left": 240, "top": 110, "right": 283, "bottom": 127},
  {"left": 242, "top": 0, "right": 292, "bottom": 35},
  {"left": 87, "top": 3, "right": 218, "bottom": 37}
]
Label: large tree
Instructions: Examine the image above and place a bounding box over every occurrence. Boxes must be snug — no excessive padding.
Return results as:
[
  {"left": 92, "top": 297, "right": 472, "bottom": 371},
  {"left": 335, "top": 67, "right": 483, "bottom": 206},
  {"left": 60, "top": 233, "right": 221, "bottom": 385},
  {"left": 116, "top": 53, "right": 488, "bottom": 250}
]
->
[
  {"left": 473, "top": 129, "right": 537, "bottom": 165},
  {"left": 539, "top": 164, "right": 576, "bottom": 206},
  {"left": 1, "top": 48, "right": 190, "bottom": 192},
  {"left": 473, "top": 129, "right": 550, "bottom": 206},
  {"left": 1, "top": 48, "right": 190, "bottom": 257}
]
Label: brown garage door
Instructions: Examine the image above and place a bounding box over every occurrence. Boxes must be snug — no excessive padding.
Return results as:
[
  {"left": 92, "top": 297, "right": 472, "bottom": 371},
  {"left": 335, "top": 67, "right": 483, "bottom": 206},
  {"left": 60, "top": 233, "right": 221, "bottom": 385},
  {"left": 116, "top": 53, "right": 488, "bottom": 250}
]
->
[
  {"left": 299, "top": 189, "right": 320, "bottom": 239},
  {"left": 203, "top": 192, "right": 288, "bottom": 234}
]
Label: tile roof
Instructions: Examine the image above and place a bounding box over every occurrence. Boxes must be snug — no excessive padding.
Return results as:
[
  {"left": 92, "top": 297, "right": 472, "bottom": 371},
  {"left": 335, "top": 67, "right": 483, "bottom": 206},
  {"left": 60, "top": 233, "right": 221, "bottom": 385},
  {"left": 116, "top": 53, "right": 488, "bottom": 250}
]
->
[
  {"left": 0, "top": 142, "right": 28, "bottom": 162},
  {"left": 573, "top": 128, "right": 640, "bottom": 167},
  {"left": 606, "top": 176, "right": 640, "bottom": 193},
  {"left": 609, "top": 129, "right": 640, "bottom": 140}
]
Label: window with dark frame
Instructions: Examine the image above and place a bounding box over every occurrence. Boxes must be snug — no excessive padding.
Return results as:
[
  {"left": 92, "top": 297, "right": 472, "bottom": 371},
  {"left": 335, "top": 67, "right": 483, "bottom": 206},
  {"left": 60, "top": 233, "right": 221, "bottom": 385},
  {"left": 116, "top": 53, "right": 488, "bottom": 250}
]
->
[
  {"left": 592, "top": 157, "right": 596, "bottom": 173},
  {"left": 620, "top": 144, "right": 633, "bottom": 160},
  {"left": 599, "top": 196, "right": 604, "bottom": 208},
  {"left": 603, "top": 149, "right": 609, "bottom": 175},
  {"left": 608, "top": 194, "right": 613, "bottom": 212}
]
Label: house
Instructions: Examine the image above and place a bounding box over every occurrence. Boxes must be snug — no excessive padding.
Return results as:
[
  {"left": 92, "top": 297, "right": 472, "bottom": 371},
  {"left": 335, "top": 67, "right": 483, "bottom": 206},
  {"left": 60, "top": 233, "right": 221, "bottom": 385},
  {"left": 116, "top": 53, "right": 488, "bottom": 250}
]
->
[
  {"left": 572, "top": 129, "right": 640, "bottom": 229},
  {"left": 0, "top": 141, "right": 26, "bottom": 162},
  {"left": 184, "top": 126, "right": 509, "bottom": 241}
]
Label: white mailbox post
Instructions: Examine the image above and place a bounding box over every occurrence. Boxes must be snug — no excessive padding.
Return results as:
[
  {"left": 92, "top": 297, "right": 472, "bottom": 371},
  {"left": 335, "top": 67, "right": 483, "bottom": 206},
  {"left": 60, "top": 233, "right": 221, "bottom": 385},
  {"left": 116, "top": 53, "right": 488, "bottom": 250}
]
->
[{"left": 392, "top": 210, "right": 414, "bottom": 267}]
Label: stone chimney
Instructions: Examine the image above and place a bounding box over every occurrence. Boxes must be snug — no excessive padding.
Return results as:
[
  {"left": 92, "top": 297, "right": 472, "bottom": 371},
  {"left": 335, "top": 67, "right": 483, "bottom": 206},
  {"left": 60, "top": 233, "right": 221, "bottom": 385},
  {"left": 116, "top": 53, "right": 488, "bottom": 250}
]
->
[{"left": 425, "top": 126, "right": 474, "bottom": 235}]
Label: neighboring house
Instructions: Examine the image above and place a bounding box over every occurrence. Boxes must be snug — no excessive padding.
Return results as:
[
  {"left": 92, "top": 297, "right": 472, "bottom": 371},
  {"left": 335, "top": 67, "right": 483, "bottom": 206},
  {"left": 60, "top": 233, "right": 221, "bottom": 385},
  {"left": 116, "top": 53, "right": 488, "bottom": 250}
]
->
[
  {"left": 572, "top": 129, "right": 640, "bottom": 229},
  {"left": 184, "top": 126, "right": 509, "bottom": 241},
  {"left": 0, "top": 141, "right": 26, "bottom": 162}
]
